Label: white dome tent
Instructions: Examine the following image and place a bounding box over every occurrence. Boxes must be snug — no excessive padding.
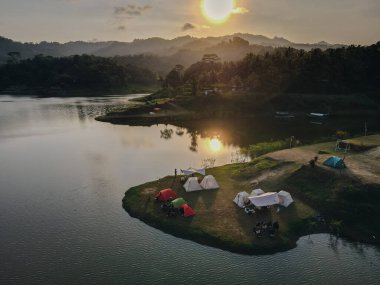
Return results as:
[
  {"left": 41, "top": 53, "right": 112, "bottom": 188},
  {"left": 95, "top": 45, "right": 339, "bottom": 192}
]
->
[
  {"left": 183, "top": 177, "right": 203, "bottom": 192},
  {"left": 250, "top": 189, "right": 265, "bottom": 196},
  {"left": 233, "top": 192, "right": 250, "bottom": 208},
  {"left": 278, "top": 190, "right": 294, "bottom": 207},
  {"left": 200, "top": 175, "right": 220, "bottom": 190}
]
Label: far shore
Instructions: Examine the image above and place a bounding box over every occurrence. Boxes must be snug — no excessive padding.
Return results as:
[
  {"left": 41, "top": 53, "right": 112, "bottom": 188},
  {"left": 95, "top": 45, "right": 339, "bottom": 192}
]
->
[{"left": 95, "top": 91, "right": 380, "bottom": 125}]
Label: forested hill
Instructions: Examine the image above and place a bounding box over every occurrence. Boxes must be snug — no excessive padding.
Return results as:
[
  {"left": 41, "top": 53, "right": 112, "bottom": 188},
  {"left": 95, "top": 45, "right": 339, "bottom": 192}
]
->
[
  {"left": 1, "top": 43, "right": 379, "bottom": 98},
  {"left": 0, "top": 55, "right": 157, "bottom": 95},
  {"left": 164, "top": 43, "right": 380, "bottom": 96},
  {"left": 0, "top": 33, "right": 345, "bottom": 71}
]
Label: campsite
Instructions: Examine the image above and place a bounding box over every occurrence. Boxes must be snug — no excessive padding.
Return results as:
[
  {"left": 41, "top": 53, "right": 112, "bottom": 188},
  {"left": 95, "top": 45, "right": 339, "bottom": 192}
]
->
[{"left": 123, "top": 134, "right": 380, "bottom": 254}]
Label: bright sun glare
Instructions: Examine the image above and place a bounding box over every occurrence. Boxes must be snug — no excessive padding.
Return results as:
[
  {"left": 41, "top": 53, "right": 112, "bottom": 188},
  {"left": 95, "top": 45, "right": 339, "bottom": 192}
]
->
[
  {"left": 201, "top": 0, "right": 234, "bottom": 23},
  {"left": 209, "top": 137, "right": 222, "bottom": 152}
]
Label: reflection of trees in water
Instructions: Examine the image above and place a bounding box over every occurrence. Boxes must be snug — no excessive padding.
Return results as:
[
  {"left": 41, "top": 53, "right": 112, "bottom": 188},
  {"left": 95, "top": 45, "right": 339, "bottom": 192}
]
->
[
  {"left": 231, "top": 150, "right": 248, "bottom": 163},
  {"left": 160, "top": 128, "right": 174, "bottom": 140},
  {"left": 328, "top": 234, "right": 340, "bottom": 254},
  {"left": 75, "top": 104, "right": 86, "bottom": 122},
  {"left": 201, "top": 158, "right": 216, "bottom": 168},
  {"left": 175, "top": 127, "right": 185, "bottom": 136},
  {"left": 188, "top": 131, "right": 198, "bottom": 152}
]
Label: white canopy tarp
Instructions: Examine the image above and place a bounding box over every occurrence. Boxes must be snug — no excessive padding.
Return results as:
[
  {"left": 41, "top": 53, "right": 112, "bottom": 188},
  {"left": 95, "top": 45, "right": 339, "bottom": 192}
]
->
[
  {"left": 181, "top": 168, "right": 206, "bottom": 176},
  {"left": 250, "top": 189, "right": 265, "bottom": 196},
  {"left": 183, "top": 177, "right": 203, "bottom": 192},
  {"left": 278, "top": 190, "right": 294, "bottom": 207},
  {"left": 248, "top": 192, "right": 280, "bottom": 207},
  {"left": 200, "top": 175, "right": 219, "bottom": 190},
  {"left": 233, "top": 192, "right": 250, "bottom": 208}
]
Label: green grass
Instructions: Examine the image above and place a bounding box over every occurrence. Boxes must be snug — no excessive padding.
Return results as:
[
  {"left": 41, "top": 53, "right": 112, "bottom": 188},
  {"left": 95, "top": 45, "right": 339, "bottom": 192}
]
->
[{"left": 284, "top": 165, "right": 380, "bottom": 242}]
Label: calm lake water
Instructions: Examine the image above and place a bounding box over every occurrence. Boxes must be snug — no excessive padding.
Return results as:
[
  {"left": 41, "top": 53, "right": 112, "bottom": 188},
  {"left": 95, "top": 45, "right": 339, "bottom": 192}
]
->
[{"left": 0, "top": 95, "right": 379, "bottom": 284}]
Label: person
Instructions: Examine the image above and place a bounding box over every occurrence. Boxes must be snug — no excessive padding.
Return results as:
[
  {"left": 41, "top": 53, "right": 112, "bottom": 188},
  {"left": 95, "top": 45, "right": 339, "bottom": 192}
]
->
[
  {"left": 309, "top": 159, "right": 315, "bottom": 168},
  {"left": 174, "top": 168, "right": 177, "bottom": 178},
  {"left": 273, "top": 221, "right": 279, "bottom": 231}
]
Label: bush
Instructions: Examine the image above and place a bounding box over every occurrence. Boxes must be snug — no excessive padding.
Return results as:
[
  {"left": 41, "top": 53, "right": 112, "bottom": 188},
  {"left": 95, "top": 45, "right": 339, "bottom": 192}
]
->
[{"left": 242, "top": 140, "right": 289, "bottom": 158}]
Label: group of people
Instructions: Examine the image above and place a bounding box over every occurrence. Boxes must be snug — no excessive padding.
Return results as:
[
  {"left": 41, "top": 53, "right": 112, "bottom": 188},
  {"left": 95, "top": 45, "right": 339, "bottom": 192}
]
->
[{"left": 254, "top": 221, "right": 279, "bottom": 238}]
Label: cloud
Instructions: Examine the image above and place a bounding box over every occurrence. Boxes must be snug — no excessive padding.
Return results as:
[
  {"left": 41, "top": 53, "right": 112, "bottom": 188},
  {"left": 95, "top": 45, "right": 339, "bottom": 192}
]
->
[
  {"left": 232, "top": 7, "right": 249, "bottom": 14},
  {"left": 182, "top": 23, "right": 195, "bottom": 31},
  {"left": 114, "top": 4, "right": 151, "bottom": 18},
  {"left": 181, "top": 23, "right": 210, "bottom": 32}
]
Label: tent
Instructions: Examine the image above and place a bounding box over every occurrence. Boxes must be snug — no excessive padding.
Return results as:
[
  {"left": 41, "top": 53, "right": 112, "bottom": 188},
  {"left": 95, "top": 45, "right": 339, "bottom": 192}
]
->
[
  {"left": 323, "top": 156, "right": 346, "bottom": 169},
  {"left": 183, "top": 177, "right": 203, "bottom": 192},
  {"left": 200, "top": 175, "right": 220, "bottom": 190},
  {"left": 250, "top": 189, "right": 265, "bottom": 196},
  {"left": 155, "top": 188, "right": 177, "bottom": 202},
  {"left": 248, "top": 192, "right": 280, "bottom": 207},
  {"left": 170, "top": 198, "right": 187, "bottom": 208},
  {"left": 233, "top": 192, "right": 250, "bottom": 208},
  {"left": 180, "top": 204, "right": 195, "bottom": 217},
  {"left": 278, "top": 190, "right": 294, "bottom": 207}
]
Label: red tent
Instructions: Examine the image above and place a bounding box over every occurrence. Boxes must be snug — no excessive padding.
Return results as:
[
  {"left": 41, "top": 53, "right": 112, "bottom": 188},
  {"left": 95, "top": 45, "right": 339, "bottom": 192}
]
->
[
  {"left": 155, "top": 188, "right": 177, "bottom": 202},
  {"left": 180, "top": 204, "right": 195, "bottom": 217}
]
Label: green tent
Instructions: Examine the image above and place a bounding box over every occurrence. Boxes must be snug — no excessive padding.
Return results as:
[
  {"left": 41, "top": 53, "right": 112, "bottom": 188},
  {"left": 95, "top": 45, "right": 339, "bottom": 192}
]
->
[
  {"left": 323, "top": 156, "right": 346, "bottom": 169},
  {"left": 170, "top": 198, "right": 187, "bottom": 208}
]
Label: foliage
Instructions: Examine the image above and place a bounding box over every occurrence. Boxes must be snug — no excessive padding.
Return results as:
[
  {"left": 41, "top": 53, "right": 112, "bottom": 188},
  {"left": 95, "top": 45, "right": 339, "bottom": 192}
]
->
[
  {"left": 0, "top": 54, "right": 157, "bottom": 94},
  {"left": 165, "top": 43, "right": 380, "bottom": 96},
  {"left": 241, "top": 140, "right": 289, "bottom": 158}
]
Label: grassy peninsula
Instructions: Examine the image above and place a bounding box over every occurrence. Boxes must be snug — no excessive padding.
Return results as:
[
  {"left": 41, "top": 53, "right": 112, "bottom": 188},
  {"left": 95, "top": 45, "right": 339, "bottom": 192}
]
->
[{"left": 123, "top": 135, "right": 380, "bottom": 255}]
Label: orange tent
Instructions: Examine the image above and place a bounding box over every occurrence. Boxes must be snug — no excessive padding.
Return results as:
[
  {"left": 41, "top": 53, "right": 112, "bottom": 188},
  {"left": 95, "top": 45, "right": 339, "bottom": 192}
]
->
[
  {"left": 180, "top": 204, "right": 195, "bottom": 217},
  {"left": 155, "top": 188, "right": 177, "bottom": 202}
]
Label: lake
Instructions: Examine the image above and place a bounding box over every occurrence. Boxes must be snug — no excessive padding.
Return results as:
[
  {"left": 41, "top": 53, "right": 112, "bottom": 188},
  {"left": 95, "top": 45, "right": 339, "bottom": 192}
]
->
[{"left": 0, "top": 95, "right": 379, "bottom": 284}]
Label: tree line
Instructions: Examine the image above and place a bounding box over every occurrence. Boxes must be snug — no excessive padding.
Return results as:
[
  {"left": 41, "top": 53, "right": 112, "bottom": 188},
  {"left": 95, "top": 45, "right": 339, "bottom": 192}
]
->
[
  {"left": 0, "top": 54, "right": 157, "bottom": 94},
  {"left": 165, "top": 43, "right": 380, "bottom": 95}
]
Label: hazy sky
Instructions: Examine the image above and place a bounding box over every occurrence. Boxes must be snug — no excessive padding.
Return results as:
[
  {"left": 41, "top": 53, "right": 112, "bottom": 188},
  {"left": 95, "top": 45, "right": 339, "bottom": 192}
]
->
[{"left": 0, "top": 0, "right": 379, "bottom": 44}]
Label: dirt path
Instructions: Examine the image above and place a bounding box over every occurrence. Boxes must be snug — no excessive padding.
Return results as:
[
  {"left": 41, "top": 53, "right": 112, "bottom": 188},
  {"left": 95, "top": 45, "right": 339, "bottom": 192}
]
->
[
  {"left": 265, "top": 138, "right": 380, "bottom": 184},
  {"left": 249, "top": 163, "right": 299, "bottom": 186}
]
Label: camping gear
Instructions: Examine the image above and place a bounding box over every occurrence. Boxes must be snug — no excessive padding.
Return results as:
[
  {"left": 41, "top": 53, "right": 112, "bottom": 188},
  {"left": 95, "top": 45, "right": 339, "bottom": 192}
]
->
[
  {"left": 180, "top": 204, "right": 195, "bottom": 217},
  {"left": 248, "top": 192, "right": 280, "bottom": 207},
  {"left": 323, "top": 156, "right": 346, "bottom": 169},
  {"left": 170, "top": 198, "right": 187, "bottom": 208},
  {"left": 250, "top": 189, "right": 265, "bottom": 196},
  {"left": 155, "top": 188, "right": 177, "bottom": 202},
  {"left": 233, "top": 192, "right": 250, "bottom": 208},
  {"left": 278, "top": 190, "right": 294, "bottom": 207},
  {"left": 183, "top": 177, "right": 203, "bottom": 192},
  {"left": 200, "top": 175, "right": 219, "bottom": 190}
]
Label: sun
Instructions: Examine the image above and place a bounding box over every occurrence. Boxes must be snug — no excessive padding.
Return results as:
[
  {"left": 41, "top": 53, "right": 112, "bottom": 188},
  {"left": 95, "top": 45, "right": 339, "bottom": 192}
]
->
[{"left": 201, "top": 0, "right": 234, "bottom": 23}]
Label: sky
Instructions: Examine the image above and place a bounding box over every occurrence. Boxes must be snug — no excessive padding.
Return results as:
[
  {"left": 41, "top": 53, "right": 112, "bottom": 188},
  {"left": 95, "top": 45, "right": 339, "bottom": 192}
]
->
[{"left": 0, "top": 0, "right": 379, "bottom": 45}]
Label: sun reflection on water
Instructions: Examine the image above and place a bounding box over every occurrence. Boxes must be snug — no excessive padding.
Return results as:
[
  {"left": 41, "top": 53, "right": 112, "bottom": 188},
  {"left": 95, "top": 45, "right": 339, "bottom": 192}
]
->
[{"left": 209, "top": 137, "right": 222, "bottom": 152}]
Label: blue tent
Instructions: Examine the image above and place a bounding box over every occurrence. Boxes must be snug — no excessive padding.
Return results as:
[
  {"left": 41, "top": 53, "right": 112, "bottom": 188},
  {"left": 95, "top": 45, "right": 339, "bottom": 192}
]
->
[{"left": 323, "top": 156, "right": 346, "bottom": 169}]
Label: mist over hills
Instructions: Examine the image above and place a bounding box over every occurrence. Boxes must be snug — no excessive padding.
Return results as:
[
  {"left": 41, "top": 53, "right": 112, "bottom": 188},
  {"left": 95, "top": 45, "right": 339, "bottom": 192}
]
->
[{"left": 0, "top": 33, "right": 345, "bottom": 74}]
